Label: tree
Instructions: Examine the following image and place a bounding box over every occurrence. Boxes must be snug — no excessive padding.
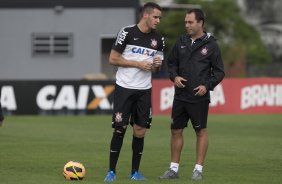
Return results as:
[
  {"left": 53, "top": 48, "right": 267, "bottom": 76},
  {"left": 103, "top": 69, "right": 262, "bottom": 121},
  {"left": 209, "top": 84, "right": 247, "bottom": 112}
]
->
[{"left": 156, "top": 0, "right": 272, "bottom": 77}]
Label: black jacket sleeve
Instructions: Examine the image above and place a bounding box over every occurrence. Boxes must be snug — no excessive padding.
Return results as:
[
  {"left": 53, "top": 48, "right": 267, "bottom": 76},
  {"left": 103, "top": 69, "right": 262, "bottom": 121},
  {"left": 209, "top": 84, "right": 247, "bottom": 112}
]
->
[
  {"left": 167, "top": 38, "right": 180, "bottom": 82},
  {"left": 204, "top": 43, "right": 225, "bottom": 91}
]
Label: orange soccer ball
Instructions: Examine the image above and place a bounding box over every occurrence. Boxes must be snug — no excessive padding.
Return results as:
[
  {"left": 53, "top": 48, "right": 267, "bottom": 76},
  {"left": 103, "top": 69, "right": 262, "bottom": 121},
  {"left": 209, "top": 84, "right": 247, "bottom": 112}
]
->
[{"left": 63, "top": 161, "right": 86, "bottom": 180}]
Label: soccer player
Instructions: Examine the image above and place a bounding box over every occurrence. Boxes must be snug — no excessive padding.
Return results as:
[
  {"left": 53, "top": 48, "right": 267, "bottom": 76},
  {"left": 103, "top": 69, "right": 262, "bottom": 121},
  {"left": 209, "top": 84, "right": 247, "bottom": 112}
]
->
[
  {"left": 104, "top": 2, "right": 164, "bottom": 182},
  {"left": 159, "top": 9, "right": 225, "bottom": 180}
]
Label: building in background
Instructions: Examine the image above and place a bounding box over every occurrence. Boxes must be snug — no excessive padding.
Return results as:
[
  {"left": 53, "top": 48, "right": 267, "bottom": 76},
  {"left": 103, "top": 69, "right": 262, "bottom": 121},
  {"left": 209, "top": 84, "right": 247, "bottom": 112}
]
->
[
  {"left": 237, "top": 0, "right": 282, "bottom": 76},
  {"left": 0, "top": 0, "right": 139, "bottom": 80}
]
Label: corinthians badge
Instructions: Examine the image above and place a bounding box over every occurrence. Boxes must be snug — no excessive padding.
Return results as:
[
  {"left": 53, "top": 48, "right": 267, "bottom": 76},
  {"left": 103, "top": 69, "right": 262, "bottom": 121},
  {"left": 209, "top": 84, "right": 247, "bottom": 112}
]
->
[
  {"left": 115, "top": 112, "right": 123, "bottom": 122},
  {"left": 201, "top": 47, "right": 208, "bottom": 55},
  {"left": 150, "top": 39, "right": 157, "bottom": 48}
]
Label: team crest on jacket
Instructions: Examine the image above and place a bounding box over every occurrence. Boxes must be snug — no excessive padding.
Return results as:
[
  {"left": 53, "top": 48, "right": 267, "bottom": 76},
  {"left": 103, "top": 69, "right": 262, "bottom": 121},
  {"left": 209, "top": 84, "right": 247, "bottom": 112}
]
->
[
  {"left": 150, "top": 39, "right": 158, "bottom": 48},
  {"left": 201, "top": 47, "right": 208, "bottom": 55},
  {"left": 115, "top": 112, "right": 123, "bottom": 122}
]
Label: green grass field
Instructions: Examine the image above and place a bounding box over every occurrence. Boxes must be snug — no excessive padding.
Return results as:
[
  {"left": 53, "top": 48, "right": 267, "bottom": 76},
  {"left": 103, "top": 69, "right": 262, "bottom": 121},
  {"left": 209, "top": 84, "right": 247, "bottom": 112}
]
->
[{"left": 1, "top": 114, "right": 282, "bottom": 184}]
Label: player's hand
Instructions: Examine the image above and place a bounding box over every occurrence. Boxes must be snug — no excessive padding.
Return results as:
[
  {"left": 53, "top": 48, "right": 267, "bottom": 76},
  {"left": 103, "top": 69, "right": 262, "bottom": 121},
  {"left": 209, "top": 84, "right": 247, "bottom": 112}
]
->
[
  {"left": 194, "top": 85, "right": 207, "bottom": 96},
  {"left": 136, "top": 61, "right": 153, "bottom": 71},
  {"left": 153, "top": 56, "right": 162, "bottom": 68},
  {"left": 174, "top": 76, "right": 187, "bottom": 88}
]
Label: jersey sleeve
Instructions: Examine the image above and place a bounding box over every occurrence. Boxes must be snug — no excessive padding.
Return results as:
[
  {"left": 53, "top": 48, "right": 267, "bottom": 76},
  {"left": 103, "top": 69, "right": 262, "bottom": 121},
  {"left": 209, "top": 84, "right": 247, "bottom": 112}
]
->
[
  {"left": 159, "top": 36, "right": 165, "bottom": 52},
  {"left": 112, "top": 26, "right": 130, "bottom": 54},
  {"left": 156, "top": 36, "right": 165, "bottom": 60}
]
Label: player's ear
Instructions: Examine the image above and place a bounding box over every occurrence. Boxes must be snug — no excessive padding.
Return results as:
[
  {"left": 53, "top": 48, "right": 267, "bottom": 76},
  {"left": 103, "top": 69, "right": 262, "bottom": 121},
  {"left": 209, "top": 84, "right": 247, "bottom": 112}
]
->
[
  {"left": 143, "top": 12, "right": 149, "bottom": 19},
  {"left": 199, "top": 20, "right": 204, "bottom": 27}
]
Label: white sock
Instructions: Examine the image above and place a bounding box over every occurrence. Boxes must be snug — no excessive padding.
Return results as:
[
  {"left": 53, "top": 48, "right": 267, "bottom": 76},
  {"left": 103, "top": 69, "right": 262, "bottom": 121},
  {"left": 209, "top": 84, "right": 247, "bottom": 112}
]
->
[
  {"left": 170, "top": 162, "right": 179, "bottom": 173},
  {"left": 194, "top": 164, "right": 203, "bottom": 172}
]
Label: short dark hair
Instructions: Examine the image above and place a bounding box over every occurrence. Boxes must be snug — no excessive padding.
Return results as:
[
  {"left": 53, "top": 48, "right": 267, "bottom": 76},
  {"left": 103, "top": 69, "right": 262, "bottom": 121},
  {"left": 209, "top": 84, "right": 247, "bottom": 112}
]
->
[
  {"left": 141, "top": 2, "right": 162, "bottom": 15},
  {"left": 187, "top": 8, "right": 205, "bottom": 26}
]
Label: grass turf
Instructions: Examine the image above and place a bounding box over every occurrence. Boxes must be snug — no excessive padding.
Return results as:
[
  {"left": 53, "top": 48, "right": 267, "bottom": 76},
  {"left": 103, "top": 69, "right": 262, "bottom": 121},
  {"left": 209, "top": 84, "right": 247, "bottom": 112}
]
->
[{"left": 0, "top": 114, "right": 282, "bottom": 184}]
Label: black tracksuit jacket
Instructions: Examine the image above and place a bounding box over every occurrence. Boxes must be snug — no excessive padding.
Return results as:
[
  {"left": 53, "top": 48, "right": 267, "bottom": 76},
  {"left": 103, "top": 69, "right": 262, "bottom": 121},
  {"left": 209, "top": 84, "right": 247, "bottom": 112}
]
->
[{"left": 167, "top": 33, "right": 225, "bottom": 103}]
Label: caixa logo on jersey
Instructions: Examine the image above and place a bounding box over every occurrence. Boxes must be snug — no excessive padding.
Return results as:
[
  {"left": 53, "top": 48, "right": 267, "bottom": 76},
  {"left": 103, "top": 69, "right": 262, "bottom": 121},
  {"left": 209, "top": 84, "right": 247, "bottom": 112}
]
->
[
  {"left": 36, "top": 85, "right": 115, "bottom": 110},
  {"left": 132, "top": 47, "right": 156, "bottom": 57}
]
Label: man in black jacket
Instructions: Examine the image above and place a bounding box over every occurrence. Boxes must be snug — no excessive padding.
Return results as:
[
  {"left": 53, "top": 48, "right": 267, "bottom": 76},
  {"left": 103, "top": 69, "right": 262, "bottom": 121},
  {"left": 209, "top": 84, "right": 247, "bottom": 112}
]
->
[{"left": 159, "top": 9, "right": 225, "bottom": 180}]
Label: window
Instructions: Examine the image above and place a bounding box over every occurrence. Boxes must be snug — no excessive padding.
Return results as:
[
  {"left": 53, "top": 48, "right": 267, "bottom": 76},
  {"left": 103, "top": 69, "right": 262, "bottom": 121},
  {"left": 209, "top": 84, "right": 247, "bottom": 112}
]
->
[{"left": 31, "top": 33, "right": 73, "bottom": 56}]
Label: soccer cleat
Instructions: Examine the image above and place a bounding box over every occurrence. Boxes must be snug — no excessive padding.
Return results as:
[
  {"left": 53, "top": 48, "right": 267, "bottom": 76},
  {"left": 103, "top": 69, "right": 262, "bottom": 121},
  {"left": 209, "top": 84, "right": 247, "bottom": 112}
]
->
[
  {"left": 104, "top": 170, "right": 116, "bottom": 182},
  {"left": 191, "top": 170, "right": 203, "bottom": 180},
  {"left": 129, "top": 171, "right": 146, "bottom": 180},
  {"left": 159, "top": 168, "right": 179, "bottom": 179}
]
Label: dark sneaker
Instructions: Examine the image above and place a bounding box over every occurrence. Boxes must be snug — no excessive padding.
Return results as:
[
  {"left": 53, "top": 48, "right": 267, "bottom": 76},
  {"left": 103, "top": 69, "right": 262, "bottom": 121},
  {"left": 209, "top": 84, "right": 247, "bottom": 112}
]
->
[
  {"left": 191, "top": 170, "right": 203, "bottom": 180},
  {"left": 104, "top": 170, "right": 116, "bottom": 182},
  {"left": 129, "top": 171, "right": 146, "bottom": 180},
  {"left": 159, "top": 169, "right": 179, "bottom": 179}
]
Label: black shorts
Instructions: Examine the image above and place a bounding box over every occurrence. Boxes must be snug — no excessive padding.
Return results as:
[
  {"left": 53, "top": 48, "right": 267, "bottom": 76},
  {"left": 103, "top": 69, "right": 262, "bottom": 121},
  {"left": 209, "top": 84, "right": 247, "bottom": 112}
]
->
[
  {"left": 171, "top": 99, "right": 209, "bottom": 131},
  {"left": 112, "top": 84, "right": 152, "bottom": 129}
]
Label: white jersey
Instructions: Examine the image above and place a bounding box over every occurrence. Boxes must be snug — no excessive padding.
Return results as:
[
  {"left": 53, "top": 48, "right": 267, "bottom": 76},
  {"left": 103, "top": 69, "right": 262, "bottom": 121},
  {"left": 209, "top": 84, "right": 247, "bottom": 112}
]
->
[{"left": 112, "top": 24, "right": 164, "bottom": 89}]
